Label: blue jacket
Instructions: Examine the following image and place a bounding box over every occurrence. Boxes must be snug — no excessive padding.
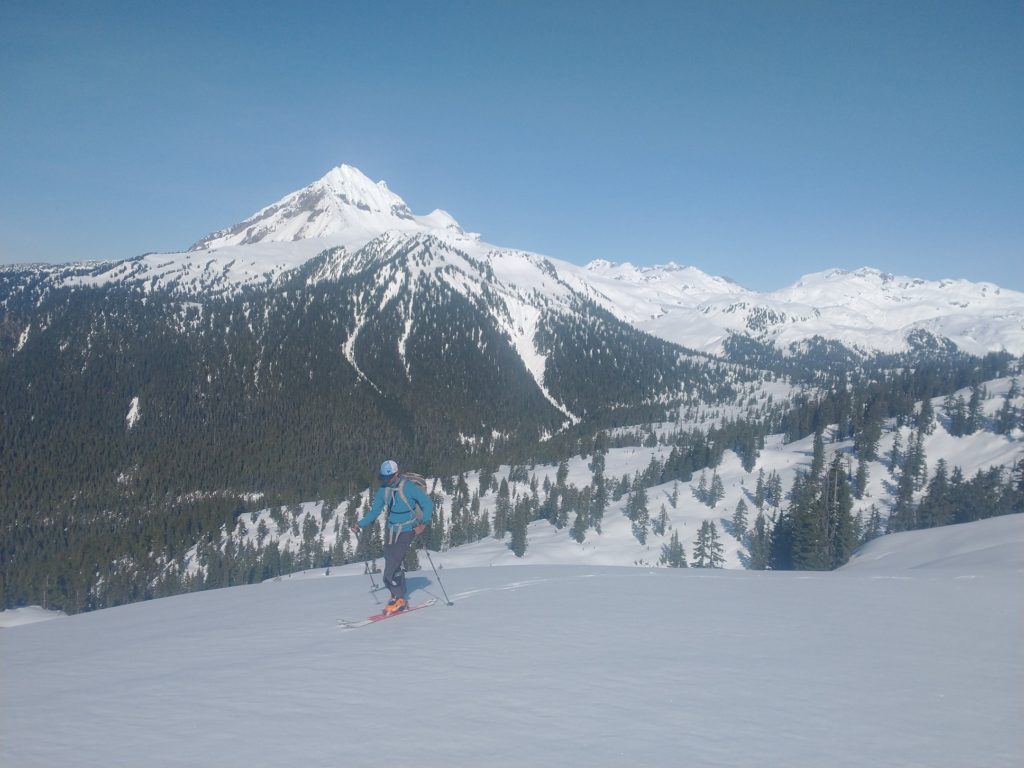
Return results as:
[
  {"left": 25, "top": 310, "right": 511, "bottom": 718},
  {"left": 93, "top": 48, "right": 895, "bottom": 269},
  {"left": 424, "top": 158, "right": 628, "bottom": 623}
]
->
[{"left": 357, "top": 477, "right": 433, "bottom": 533}]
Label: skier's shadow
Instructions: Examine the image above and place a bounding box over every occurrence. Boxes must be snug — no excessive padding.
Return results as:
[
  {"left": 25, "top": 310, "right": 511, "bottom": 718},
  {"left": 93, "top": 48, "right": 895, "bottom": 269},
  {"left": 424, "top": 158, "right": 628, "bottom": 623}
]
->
[{"left": 405, "top": 575, "right": 437, "bottom": 599}]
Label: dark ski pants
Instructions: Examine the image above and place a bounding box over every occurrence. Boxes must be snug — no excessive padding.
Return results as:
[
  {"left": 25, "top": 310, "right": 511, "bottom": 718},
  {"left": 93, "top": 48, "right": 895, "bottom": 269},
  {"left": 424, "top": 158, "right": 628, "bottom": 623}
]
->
[{"left": 383, "top": 528, "right": 415, "bottom": 600}]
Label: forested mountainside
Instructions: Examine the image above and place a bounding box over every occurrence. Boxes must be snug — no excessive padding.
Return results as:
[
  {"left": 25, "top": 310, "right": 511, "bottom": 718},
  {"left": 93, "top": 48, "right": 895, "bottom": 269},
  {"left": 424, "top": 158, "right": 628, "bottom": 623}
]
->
[{"left": 2, "top": 164, "right": 1021, "bottom": 614}]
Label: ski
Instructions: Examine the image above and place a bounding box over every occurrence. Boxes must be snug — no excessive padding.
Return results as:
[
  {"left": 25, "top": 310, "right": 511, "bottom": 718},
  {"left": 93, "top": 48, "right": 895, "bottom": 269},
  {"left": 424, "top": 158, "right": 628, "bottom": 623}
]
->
[{"left": 337, "top": 598, "right": 438, "bottom": 628}]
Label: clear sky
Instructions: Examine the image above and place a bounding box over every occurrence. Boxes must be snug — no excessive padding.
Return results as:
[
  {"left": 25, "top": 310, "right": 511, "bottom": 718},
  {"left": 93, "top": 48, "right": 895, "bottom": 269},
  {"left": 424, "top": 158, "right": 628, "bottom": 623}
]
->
[{"left": 1, "top": 0, "right": 1021, "bottom": 291}]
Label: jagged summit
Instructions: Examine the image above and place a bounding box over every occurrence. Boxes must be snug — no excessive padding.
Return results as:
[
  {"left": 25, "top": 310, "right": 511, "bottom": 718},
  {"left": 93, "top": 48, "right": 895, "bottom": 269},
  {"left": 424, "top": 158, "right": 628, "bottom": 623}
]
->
[{"left": 190, "top": 164, "right": 467, "bottom": 251}]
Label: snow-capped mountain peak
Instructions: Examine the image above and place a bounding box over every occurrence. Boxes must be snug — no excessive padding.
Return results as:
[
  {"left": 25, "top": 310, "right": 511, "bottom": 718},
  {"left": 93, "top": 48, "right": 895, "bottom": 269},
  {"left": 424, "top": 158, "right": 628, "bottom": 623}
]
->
[
  {"left": 190, "top": 163, "right": 468, "bottom": 251},
  {"left": 14, "top": 163, "right": 1022, "bottom": 359},
  {"left": 315, "top": 163, "right": 414, "bottom": 218}
]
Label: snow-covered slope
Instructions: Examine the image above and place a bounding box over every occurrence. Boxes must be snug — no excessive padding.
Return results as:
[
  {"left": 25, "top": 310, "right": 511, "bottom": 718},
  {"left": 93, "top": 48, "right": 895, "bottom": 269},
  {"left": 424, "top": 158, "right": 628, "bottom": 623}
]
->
[
  {"left": 844, "top": 514, "right": 1024, "bottom": 572},
  {"left": 3, "top": 518, "right": 1021, "bottom": 768}
]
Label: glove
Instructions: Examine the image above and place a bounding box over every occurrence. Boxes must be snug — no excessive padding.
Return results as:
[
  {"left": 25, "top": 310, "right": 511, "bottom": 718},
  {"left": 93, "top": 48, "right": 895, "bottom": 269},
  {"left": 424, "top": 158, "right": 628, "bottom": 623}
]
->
[{"left": 414, "top": 524, "right": 426, "bottom": 536}]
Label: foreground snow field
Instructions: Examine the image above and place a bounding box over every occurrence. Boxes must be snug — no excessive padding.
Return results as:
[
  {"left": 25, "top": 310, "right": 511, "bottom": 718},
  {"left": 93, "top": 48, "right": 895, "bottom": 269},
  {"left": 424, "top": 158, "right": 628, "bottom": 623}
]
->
[
  {"left": 0, "top": 606, "right": 65, "bottom": 628},
  {"left": 2, "top": 516, "right": 1022, "bottom": 768}
]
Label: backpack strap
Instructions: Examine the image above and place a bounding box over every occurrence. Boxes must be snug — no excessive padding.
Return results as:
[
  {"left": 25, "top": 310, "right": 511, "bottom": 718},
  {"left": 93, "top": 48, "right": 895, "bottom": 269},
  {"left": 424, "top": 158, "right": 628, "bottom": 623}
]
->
[
  {"left": 382, "top": 478, "right": 422, "bottom": 524},
  {"left": 395, "top": 477, "right": 423, "bottom": 523}
]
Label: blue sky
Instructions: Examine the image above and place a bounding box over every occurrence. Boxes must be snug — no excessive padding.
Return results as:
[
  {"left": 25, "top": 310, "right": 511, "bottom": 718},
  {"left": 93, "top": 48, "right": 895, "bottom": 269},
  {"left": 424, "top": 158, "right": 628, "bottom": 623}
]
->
[{"left": 1, "top": 0, "right": 1021, "bottom": 290}]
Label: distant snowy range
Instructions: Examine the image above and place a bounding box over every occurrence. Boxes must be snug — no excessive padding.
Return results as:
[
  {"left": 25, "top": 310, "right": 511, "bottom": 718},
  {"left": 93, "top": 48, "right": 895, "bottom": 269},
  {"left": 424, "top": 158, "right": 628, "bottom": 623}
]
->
[
  {"left": 2, "top": 164, "right": 1023, "bottom": 767},
  {"left": 18, "top": 163, "right": 1024, "bottom": 358}
]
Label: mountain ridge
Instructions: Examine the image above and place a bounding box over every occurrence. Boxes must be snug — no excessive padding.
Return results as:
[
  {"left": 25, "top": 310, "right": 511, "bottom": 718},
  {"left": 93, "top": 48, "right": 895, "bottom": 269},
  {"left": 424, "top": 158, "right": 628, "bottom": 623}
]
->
[{"left": 14, "top": 162, "right": 1018, "bottom": 358}]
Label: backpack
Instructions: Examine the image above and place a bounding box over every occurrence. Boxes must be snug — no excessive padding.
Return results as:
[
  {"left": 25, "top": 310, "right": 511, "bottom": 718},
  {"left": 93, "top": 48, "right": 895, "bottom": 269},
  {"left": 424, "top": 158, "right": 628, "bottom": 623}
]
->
[{"left": 389, "top": 472, "right": 429, "bottom": 523}]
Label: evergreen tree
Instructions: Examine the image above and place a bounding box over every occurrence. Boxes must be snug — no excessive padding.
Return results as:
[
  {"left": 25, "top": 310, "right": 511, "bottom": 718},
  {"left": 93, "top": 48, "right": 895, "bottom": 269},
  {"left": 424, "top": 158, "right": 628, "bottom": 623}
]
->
[
  {"left": 642, "top": 455, "right": 663, "bottom": 486},
  {"left": 786, "top": 472, "right": 825, "bottom": 569},
  {"left": 692, "top": 520, "right": 724, "bottom": 568},
  {"left": 611, "top": 474, "right": 630, "bottom": 502},
  {"left": 570, "top": 506, "right": 588, "bottom": 543},
  {"left": 368, "top": 520, "right": 383, "bottom": 561},
  {"left": 691, "top": 520, "right": 711, "bottom": 568},
  {"left": 754, "top": 468, "right": 766, "bottom": 510},
  {"left": 556, "top": 488, "right": 571, "bottom": 530},
  {"left": 916, "top": 395, "right": 935, "bottom": 435},
  {"left": 862, "top": 504, "right": 883, "bottom": 543},
  {"left": 907, "top": 429, "right": 928, "bottom": 491},
  {"left": 854, "top": 457, "right": 869, "bottom": 500},
  {"left": 948, "top": 466, "right": 966, "bottom": 521},
  {"left": 556, "top": 459, "right": 569, "bottom": 488},
  {"left": 448, "top": 490, "right": 469, "bottom": 547},
  {"left": 768, "top": 511, "right": 794, "bottom": 570},
  {"left": 995, "top": 381, "right": 1019, "bottom": 435},
  {"left": 917, "top": 459, "right": 952, "bottom": 528},
  {"left": 781, "top": 458, "right": 857, "bottom": 570},
  {"left": 967, "top": 384, "right": 984, "bottom": 434},
  {"left": 825, "top": 458, "right": 857, "bottom": 569},
  {"left": 887, "top": 461, "right": 918, "bottom": 533},
  {"left": 767, "top": 472, "right": 783, "bottom": 509},
  {"left": 695, "top": 472, "right": 709, "bottom": 505},
  {"left": 709, "top": 472, "right": 725, "bottom": 509},
  {"left": 493, "top": 478, "right": 511, "bottom": 539},
  {"left": 1010, "top": 459, "right": 1024, "bottom": 515},
  {"left": 652, "top": 504, "right": 669, "bottom": 537},
  {"left": 471, "top": 492, "right": 491, "bottom": 540},
  {"left": 945, "top": 394, "right": 969, "bottom": 436},
  {"left": 591, "top": 470, "right": 608, "bottom": 534},
  {"left": 708, "top": 522, "right": 725, "bottom": 568},
  {"left": 626, "top": 477, "right": 650, "bottom": 544},
  {"left": 953, "top": 466, "right": 1009, "bottom": 524},
  {"left": 888, "top": 429, "right": 903, "bottom": 474},
  {"left": 732, "top": 498, "right": 749, "bottom": 541},
  {"left": 811, "top": 428, "right": 825, "bottom": 478},
  {"left": 509, "top": 497, "right": 529, "bottom": 557},
  {"left": 427, "top": 494, "right": 445, "bottom": 551},
  {"left": 478, "top": 460, "right": 496, "bottom": 497},
  {"left": 855, "top": 399, "right": 885, "bottom": 461},
  {"left": 659, "top": 530, "right": 687, "bottom": 567},
  {"left": 748, "top": 512, "right": 770, "bottom": 570}
]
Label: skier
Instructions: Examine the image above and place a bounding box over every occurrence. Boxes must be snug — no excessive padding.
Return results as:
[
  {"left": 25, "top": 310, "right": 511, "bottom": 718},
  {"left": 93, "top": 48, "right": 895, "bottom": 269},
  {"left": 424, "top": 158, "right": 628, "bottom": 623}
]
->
[{"left": 353, "top": 460, "right": 433, "bottom": 615}]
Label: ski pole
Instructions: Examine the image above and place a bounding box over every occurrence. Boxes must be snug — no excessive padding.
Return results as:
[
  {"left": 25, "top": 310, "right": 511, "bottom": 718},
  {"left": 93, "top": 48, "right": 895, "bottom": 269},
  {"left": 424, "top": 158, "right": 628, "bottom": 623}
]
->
[
  {"left": 354, "top": 526, "right": 381, "bottom": 601},
  {"left": 422, "top": 540, "right": 453, "bottom": 606},
  {"left": 364, "top": 552, "right": 380, "bottom": 596}
]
